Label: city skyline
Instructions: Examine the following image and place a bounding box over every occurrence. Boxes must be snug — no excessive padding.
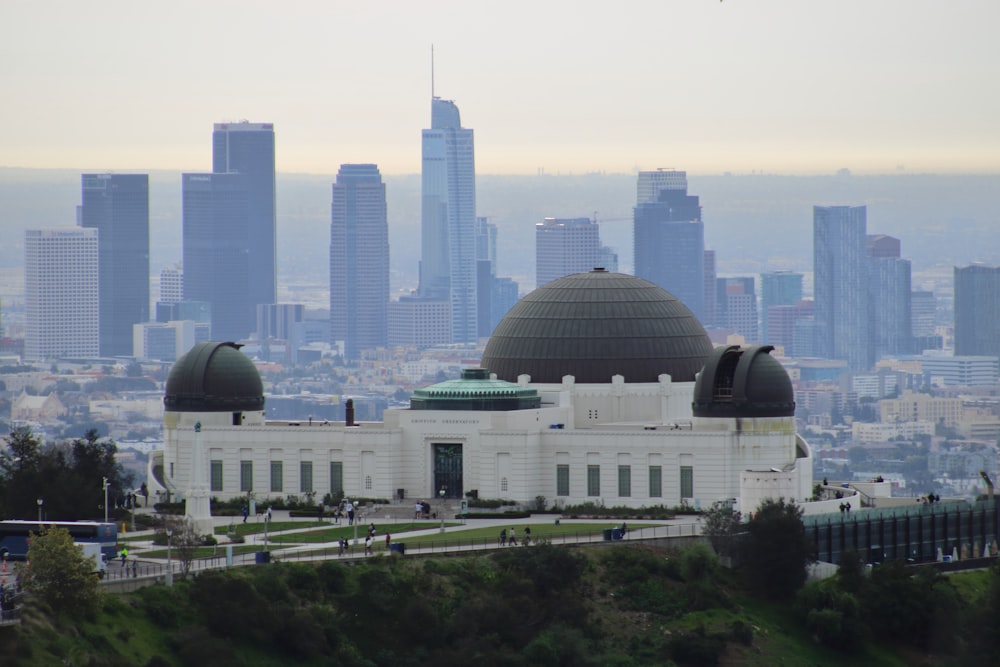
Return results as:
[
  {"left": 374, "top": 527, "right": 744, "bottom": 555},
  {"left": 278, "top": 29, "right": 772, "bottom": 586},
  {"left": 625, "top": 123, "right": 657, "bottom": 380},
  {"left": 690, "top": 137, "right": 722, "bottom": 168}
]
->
[{"left": 2, "top": 1, "right": 998, "bottom": 176}]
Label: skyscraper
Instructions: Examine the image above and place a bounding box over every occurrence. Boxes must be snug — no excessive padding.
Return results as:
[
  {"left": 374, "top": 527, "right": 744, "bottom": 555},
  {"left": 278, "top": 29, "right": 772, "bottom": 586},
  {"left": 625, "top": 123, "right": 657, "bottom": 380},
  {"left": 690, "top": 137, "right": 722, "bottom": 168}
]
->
[
  {"left": 24, "top": 228, "right": 99, "bottom": 360},
  {"left": 419, "top": 97, "right": 477, "bottom": 343},
  {"left": 716, "top": 277, "right": 759, "bottom": 342},
  {"left": 954, "top": 264, "right": 1000, "bottom": 357},
  {"left": 633, "top": 172, "right": 704, "bottom": 319},
  {"left": 80, "top": 173, "right": 149, "bottom": 357},
  {"left": 213, "top": 122, "right": 276, "bottom": 309},
  {"left": 813, "top": 205, "right": 871, "bottom": 370},
  {"left": 760, "top": 271, "right": 803, "bottom": 344},
  {"left": 867, "top": 235, "right": 912, "bottom": 358},
  {"left": 329, "top": 164, "right": 389, "bottom": 359},
  {"left": 535, "top": 217, "right": 601, "bottom": 287},
  {"left": 182, "top": 172, "right": 251, "bottom": 341},
  {"left": 636, "top": 169, "right": 688, "bottom": 204}
]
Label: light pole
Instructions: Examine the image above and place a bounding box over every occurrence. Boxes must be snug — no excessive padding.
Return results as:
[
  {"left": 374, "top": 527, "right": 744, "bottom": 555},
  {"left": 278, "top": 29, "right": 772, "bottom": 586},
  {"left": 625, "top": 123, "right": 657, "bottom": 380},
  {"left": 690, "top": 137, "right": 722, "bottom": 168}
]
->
[
  {"left": 165, "top": 528, "right": 173, "bottom": 587},
  {"left": 439, "top": 487, "right": 446, "bottom": 533},
  {"left": 36, "top": 498, "right": 43, "bottom": 526},
  {"left": 102, "top": 477, "right": 109, "bottom": 524}
]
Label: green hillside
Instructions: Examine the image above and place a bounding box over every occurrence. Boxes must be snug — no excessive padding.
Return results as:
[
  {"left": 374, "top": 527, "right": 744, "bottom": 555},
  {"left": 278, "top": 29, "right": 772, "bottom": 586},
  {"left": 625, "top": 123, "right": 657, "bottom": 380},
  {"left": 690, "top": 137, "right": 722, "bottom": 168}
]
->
[{"left": 2, "top": 543, "right": 998, "bottom": 666}]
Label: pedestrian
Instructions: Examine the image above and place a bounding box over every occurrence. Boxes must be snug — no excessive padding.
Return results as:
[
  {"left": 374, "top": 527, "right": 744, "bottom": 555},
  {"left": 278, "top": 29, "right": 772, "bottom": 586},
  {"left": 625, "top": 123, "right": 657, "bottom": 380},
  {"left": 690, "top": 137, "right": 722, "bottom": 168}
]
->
[
  {"left": 120, "top": 546, "right": 128, "bottom": 566},
  {"left": 509, "top": 528, "right": 517, "bottom": 546},
  {"left": 385, "top": 533, "right": 391, "bottom": 549},
  {"left": 620, "top": 521, "right": 628, "bottom": 538},
  {"left": 499, "top": 528, "right": 507, "bottom": 546},
  {"left": 131, "top": 559, "right": 138, "bottom": 578},
  {"left": 347, "top": 504, "right": 355, "bottom": 526},
  {"left": 415, "top": 501, "right": 422, "bottom": 519},
  {"left": 365, "top": 536, "right": 373, "bottom": 556},
  {"left": 368, "top": 522, "right": 376, "bottom": 538},
  {"left": 242, "top": 505, "right": 249, "bottom": 524},
  {"left": 266, "top": 506, "right": 272, "bottom": 523},
  {"left": 523, "top": 526, "right": 531, "bottom": 545},
  {"left": 317, "top": 503, "right": 324, "bottom": 522}
]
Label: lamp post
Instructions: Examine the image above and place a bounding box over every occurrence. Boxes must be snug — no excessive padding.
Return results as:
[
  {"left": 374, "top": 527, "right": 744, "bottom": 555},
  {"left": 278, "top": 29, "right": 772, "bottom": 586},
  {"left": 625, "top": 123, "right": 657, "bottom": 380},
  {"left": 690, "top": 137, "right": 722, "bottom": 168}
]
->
[
  {"left": 439, "top": 487, "right": 446, "bottom": 533},
  {"left": 102, "top": 477, "right": 109, "bottom": 524},
  {"left": 165, "top": 528, "right": 173, "bottom": 587},
  {"left": 36, "top": 498, "right": 43, "bottom": 526}
]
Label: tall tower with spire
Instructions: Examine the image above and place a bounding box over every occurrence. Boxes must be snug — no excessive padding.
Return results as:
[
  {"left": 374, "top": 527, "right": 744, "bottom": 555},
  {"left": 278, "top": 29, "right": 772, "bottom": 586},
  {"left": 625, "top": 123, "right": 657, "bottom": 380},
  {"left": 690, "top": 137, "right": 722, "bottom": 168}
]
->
[{"left": 418, "top": 52, "right": 478, "bottom": 343}]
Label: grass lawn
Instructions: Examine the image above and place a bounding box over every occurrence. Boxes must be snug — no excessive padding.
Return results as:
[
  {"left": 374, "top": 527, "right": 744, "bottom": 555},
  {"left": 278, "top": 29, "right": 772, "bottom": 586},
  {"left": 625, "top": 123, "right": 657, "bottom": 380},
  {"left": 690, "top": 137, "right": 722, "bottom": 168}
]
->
[
  {"left": 282, "top": 522, "right": 660, "bottom": 558},
  {"left": 213, "top": 520, "right": 328, "bottom": 536},
  {"left": 267, "top": 521, "right": 453, "bottom": 543}
]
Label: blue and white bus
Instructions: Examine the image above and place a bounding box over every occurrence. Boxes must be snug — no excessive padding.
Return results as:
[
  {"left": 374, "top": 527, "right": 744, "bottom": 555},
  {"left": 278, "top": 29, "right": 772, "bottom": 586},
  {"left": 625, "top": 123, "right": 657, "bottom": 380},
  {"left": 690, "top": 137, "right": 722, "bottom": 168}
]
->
[{"left": 0, "top": 520, "right": 118, "bottom": 563}]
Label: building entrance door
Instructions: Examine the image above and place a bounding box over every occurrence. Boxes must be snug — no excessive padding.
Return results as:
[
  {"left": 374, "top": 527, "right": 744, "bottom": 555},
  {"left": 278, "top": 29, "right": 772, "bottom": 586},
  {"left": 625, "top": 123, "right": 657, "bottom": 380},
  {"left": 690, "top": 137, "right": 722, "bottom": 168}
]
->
[{"left": 433, "top": 443, "right": 463, "bottom": 499}]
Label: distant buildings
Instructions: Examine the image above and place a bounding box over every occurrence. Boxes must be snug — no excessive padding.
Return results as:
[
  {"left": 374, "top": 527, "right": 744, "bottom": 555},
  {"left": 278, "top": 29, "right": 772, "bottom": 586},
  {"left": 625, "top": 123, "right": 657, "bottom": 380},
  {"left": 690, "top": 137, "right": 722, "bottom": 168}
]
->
[
  {"left": 760, "top": 271, "right": 803, "bottom": 345},
  {"left": 159, "top": 263, "right": 183, "bottom": 304},
  {"left": 633, "top": 170, "right": 705, "bottom": 319},
  {"left": 535, "top": 217, "right": 602, "bottom": 287},
  {"left": 866, "top": 234, "right": 912, "bottom": 358},
  {"left": 954, "top": 264, "right": 1000, "bottom": 358},
  {"left": 715, "top": 277, "right": 758, "bottom": 342},
  {"left": 329, "top": 164, "right": 389, "bottom": 359},
  {"left": 476, "top": 217, "right": 519, "bottom": 338},
  {"left": 24, "top": 228, "right": 99, "bottom": 360},
  {"left": 813, "top": 205, "right": 871, "bottom": 370},
  {"left": 79, "top": 174, "right": 149, "bottom": 357},
  {"left": 213, "top": 121, "right": 277, "bottom": 310},
  {"left": 419, "top": 97, "right": 477, "bottom": 344},
  {"left": 182, "top": 122, "right": 276, "bottom": 342}
]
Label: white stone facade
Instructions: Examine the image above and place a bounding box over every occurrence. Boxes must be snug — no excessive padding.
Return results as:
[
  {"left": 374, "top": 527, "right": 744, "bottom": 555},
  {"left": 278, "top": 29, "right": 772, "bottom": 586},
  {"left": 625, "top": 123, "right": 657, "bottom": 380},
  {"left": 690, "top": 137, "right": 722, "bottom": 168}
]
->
[{"left": 162, "top": 374, "right": 811, "bottom": 513}]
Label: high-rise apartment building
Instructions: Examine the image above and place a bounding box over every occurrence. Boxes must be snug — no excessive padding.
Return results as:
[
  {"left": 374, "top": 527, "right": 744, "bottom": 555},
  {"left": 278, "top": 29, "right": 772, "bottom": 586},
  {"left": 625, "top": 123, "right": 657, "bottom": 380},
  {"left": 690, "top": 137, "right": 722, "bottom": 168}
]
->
[
  {"left": 702, "top": 250, "right": 717, "bottom": 327},
  {"left": 24, "top": 228, "right": 99, "bottom": 360},
  {"left": 160, "top": 263, "right": 183, "bottom": 303},
  {"left": 716, "top": 277, "right": 759, "bottom": 342},
  {"left": 181, "top": 172, "right": 252, "bottom": 341},
  {"left": 329, "top": 164, "right": 389, "bottom": 359},
  {"left": 212, "top": 122, "right": 276, "bottom": 309},
  {"left": 80, "top": 173, "right": 149, "bottom": 357},
  {"left": 760, "top": 272, "right": 803, "bottom": 344},
  {"left": 634, "top": 172, "right": 704, "bottom": 319},
  {"left": 867, "top": 235, "right": 911, "bottom": 358},
  {"left": 954, "top": 264, "right": 1000, "bottom": 358},
  {"left": 535, "top": 217, "right": 601, "bottom": 287},
  {"left": 419, "top": 97, "right": 477, "bottom": 343},
  {"left": 813, "top": 205, "right": 871, "bottom": 370},
  {"left": 636, "top": 169, "right": 688, "bottom": 204}
]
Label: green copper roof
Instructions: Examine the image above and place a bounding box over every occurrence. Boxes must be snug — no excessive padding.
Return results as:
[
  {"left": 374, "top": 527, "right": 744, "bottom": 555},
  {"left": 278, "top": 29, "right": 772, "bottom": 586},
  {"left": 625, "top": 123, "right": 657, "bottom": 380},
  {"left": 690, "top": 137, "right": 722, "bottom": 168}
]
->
[{"left": 410, "top": 368, "right": 541, "bottom": 411}]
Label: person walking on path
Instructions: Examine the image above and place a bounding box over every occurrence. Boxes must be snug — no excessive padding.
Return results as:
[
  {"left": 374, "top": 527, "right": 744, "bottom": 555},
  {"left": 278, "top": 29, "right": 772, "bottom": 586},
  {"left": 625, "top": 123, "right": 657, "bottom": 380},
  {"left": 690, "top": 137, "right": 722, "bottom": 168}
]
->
[
  {"left": 242, "top": 505, "right": 249, "bottom": 524},
  {"left": 385, "top": 533, "right": 391, "bottom": 549},
  {"left": 364, "top": 536, "right": 373, "bottom": 556},
  {"left": 120, "top": 546, "right": 128, "bottom": 567},
  {"left": 509, "top": 528, "right": 518, "bottom": 546},
  {"left": 523, "top": 526, "right": 531, "bottom": 546},
  {"left": 499, "top": 528, "right": 507, "bottom": 546}
]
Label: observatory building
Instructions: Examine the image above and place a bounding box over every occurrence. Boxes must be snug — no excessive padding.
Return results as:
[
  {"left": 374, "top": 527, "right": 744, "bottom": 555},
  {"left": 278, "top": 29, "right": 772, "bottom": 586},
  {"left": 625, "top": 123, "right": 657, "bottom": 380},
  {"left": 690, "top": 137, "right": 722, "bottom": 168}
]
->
[{"left": 158, "top": 270, "right": 811, "bottom": 518}]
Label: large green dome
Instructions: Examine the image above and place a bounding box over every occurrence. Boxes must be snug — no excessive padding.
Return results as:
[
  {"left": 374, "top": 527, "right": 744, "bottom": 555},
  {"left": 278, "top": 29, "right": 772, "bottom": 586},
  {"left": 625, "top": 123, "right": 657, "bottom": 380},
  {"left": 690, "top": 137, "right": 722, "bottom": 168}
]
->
[
  {"left": 481, "top": 269, "right": 714, "bottom": 383},
  {"left": 164, "top": 342, "right": 265, "bottom": 413}
]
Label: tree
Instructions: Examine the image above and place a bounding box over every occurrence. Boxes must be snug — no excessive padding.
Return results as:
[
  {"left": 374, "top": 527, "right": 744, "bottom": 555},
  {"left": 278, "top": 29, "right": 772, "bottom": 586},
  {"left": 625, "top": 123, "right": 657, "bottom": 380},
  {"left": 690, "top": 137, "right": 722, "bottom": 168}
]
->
[
  {"left": 701, "top": 500, "right": 743, "bottom": 558},
  {"left": 742, "top": 498, "right": 814, "bottom": 599},
  {"left": 20, "top": 526, "right": 100, "bottom": 618}
]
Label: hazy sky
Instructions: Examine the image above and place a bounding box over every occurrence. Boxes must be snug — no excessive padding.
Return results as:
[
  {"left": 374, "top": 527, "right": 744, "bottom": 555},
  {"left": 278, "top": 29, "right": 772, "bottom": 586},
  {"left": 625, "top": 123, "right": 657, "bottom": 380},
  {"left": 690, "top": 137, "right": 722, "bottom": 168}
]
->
[{"left": 2, "top": 1, "right": 998, "bottom": 175}]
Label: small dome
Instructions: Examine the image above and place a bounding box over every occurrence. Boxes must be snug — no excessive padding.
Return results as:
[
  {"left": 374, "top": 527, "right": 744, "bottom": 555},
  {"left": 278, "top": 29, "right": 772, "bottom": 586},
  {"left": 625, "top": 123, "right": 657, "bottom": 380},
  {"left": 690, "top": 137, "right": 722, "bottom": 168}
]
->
[
  {"left": 410, "top": 368, "right": 540, "bottom": 411},
  {"left": 164, "top": 342, "right": 265, "bottom": 413},
  {"left": 692, "top": 345, "right": 795, "bottom": 418},
  {"left": 481, "top": 269, "right": 714, "bottom": 383}
]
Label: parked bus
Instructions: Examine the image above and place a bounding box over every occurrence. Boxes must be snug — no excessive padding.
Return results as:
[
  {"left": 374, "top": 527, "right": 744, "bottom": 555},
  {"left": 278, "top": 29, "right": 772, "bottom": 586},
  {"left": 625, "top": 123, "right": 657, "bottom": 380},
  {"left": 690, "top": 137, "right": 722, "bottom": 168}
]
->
[{"left": 0, "top": 520, "right": 118, "bottom": 566}]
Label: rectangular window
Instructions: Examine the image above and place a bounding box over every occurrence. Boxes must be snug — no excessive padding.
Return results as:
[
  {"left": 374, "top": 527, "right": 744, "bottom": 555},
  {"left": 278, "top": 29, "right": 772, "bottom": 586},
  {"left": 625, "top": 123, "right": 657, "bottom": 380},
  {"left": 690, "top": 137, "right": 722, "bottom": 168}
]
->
[
  {"left": 270, "top": 461, "right": 283, "bottom": 493},
  {"left": 300, "top": 461, "right": 313, "bottom": 494},
  {"left": 556, "top": 464, "right": 570, "bottom": 496},
  {"left": 680, "top": 466, "right": 694, "bottom": 499},
  {"left": 330, "top": 462, "right": 344, "bottom": 497},
  {"left": 240, "top": 460, "right": 253, "bottom": 493},
  {"left": 618, "top": 465, "right": 631, "bottom": 497},
  {"left": 210, "top": 460, "right": 223, "bottom": 492},
  {"left": 587, "top": 465, "right": 600, "bottom": 497},
  {"left": 649, "top": 465, "right": 662, "bottom": 498}
]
